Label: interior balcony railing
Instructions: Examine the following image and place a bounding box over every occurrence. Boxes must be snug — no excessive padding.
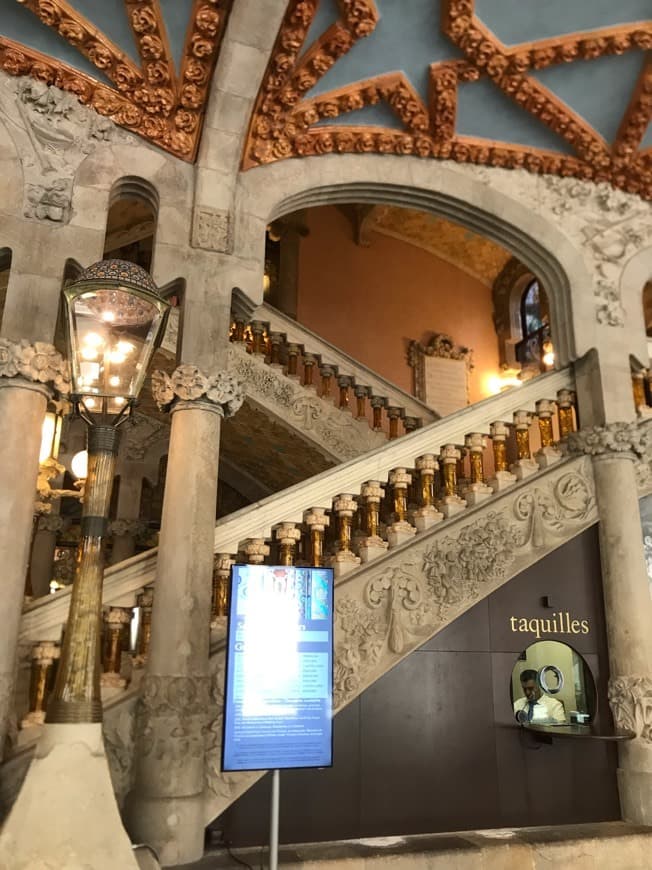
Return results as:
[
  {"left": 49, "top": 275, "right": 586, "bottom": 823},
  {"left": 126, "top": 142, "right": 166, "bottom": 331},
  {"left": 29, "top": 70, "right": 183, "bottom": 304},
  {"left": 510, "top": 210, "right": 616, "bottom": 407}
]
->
[{"left": 13, "top": 368, "right": 575, "bottom": 732}]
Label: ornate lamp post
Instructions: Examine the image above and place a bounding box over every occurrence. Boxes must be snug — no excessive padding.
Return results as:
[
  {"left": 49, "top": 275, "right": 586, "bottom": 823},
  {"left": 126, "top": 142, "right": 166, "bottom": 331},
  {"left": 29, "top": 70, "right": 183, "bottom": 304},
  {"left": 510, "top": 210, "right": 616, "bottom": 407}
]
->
[
  {"left": 48, "top": 259, "right": 169, "bottom": 722},
  {"left": 0, "top": 260, "right": 170, "bottom": 868}
]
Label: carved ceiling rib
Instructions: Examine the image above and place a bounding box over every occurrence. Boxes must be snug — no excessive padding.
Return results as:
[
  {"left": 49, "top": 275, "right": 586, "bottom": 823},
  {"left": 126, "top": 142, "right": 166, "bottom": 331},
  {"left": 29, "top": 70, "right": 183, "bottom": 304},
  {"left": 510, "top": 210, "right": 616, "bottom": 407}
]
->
[
  {"left": 0, "top": 0, "right": 232, "bottom": 160},
  {"left": 614, "top": 54, "right": 652, "bottom": 163},
  {"left": 243, "top": 0, "right": 652, "bottom": 199}
]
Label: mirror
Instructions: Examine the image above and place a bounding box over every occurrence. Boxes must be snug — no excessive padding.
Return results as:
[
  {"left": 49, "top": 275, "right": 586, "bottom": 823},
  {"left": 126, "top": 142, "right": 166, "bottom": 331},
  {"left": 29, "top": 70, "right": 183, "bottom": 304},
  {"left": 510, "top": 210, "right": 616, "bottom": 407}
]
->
[{"left": 510, "top": 640, "right": 596, "bottom": 727}]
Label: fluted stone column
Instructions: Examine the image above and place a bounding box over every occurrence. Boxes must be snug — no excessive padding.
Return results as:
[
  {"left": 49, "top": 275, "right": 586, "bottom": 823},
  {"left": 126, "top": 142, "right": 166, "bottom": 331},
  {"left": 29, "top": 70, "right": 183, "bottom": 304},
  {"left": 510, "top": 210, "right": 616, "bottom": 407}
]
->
[
  {"left": 126, "top": 365, "right": 243, "bottom": 865},
  {"left": 568, "top": 423, "right": 652, "bottom": 824},
  {"left": 0, "top": 341, "right": 69, "bottom": 759}
]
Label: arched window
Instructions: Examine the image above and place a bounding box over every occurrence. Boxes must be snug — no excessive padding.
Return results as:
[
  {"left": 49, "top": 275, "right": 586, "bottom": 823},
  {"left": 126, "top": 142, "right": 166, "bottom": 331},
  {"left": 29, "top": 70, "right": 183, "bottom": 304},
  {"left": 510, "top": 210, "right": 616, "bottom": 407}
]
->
[
  {"left": 520, "top": 279, "right": 547, "bottom": 337},
  {"left": 516, "top": 279, "right": 553, "bottom": 371},
  {"left": 103, "top": 177, "right": 159, "bottom": 272},
  {"left": 493, "top": 260, "right": 553, "bottom": 376}
]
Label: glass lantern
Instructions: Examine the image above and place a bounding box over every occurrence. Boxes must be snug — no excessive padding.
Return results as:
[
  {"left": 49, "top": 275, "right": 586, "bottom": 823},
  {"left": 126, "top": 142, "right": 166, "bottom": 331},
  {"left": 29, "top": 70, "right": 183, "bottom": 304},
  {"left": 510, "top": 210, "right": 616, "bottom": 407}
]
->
[
  {"left": 39, "top": 402, "right": 63, "bottom": 465},
  {"left": 63, "top": 259, "right": 170, "bottom": 415}
]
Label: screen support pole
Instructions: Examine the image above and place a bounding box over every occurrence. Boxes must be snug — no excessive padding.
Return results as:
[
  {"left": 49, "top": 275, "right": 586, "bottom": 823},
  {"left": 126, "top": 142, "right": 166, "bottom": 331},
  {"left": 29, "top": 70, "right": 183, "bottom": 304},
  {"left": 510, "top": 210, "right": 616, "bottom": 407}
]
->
[{"left": 269, "top": 768, "right": 280, "bottom": 870}]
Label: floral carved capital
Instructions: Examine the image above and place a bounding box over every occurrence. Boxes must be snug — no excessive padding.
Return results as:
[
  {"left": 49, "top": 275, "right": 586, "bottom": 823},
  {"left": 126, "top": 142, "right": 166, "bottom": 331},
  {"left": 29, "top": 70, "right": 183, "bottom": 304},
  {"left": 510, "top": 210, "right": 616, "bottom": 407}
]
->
[
  {"left": 566, "top": 422, "right": 648, "bottom": 459},
  {"left": 151, "top": 365, "right": 244, "bottom": 417},
  {"left": 0, "top": 338, "right": 70, "bottom": 395},
  {"left": 608, "top": 676, "right": 652, "bottom": 742}
]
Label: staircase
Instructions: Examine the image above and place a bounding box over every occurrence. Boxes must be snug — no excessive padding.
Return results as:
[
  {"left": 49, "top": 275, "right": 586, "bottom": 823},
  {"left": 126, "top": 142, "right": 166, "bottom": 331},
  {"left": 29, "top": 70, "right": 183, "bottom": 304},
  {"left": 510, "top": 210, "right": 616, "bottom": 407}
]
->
[
  {"left": 161, "top": 303, "right": 437, "bottom": 470},
  {"left": 8, "top": 365, "right": 645, "bottom": 826}
]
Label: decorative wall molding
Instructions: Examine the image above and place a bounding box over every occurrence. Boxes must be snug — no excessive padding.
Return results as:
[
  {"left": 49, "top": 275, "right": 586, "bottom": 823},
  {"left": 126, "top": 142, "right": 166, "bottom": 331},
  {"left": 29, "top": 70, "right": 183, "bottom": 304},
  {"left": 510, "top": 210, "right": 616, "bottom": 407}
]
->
[
  {"left": 243, "top": 0, "right": 652, "bottom": 200},
  {"left": 0, "top": 73, "right": 133, "bottom": 224},
  {"left": 191, "top": 206, "right": 233, "bottom": 253},
  {"left": 0, "top": 0, "right": 233, "bottom": 161},
  {"left": 151, "top": 365, "right": 244, "bottom": 417}
]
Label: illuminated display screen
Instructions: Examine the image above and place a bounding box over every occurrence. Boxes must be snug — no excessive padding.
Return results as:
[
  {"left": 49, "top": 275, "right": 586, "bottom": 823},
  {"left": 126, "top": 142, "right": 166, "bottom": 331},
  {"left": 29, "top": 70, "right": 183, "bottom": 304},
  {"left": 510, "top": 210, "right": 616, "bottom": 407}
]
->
[{"left": 222, "top": 564, "right": 334, "bottom": 772}]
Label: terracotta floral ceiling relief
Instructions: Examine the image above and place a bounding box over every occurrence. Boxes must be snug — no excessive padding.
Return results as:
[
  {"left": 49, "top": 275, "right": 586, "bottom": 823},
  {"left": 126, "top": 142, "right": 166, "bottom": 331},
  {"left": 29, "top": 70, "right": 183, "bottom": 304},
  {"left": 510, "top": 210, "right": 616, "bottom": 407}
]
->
[
  {"left": 0, "top": 0, "right": 232, "bottom": 160},
  {"left": 244, "top": 0, "right": 652, "bottom": 198}
]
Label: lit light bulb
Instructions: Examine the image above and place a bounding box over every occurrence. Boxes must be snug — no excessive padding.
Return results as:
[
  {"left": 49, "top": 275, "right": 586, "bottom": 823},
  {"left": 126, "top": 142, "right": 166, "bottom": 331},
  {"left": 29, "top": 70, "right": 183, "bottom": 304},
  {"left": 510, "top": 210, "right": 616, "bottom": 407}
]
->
[
  {"left": 85, "top": 397, "right": 96, "bottom": 408},
  {"left": 113, "top": 396, "right": 126, "bottom": 407},
  {"left": 101, "top": 310, "right": 115, "bottom": 323},
  {"left": 109, "top": 350, "right": 126, "bottom": 364},
  {"left": 81, "top": 347, "right": 98, "bottom": 361},
  {"left": 80, "top": 361, "right": 100, "bottom": 383},
  {"left": 109, "top": 375, "right": 120, "bottom": 387},
  {"left": 116, "top": 340, "right": 135, "bottom": 355},
  {"left": 71, "top": 449, "right": 88, "bottom": 480},
  {"left": 84, "top": 332, "right": 103, "bottom": 347},
  {"left": 542, "top": 351, "right": 555, "bottom": 367}
]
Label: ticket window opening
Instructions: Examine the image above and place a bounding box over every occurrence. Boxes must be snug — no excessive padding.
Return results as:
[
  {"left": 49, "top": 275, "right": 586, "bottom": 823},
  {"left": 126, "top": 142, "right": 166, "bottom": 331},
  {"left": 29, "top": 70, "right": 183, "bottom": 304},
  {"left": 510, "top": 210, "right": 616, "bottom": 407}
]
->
[{"left": 510, "top": 640, "right": 596, "bottom": 727}]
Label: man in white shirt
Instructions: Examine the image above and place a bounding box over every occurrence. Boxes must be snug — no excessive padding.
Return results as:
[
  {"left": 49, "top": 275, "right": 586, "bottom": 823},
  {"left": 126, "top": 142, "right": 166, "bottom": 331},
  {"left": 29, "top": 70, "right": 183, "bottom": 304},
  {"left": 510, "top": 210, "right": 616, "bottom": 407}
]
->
[{"left": 513, "top": 669, "right": 566, "bottom": 724}]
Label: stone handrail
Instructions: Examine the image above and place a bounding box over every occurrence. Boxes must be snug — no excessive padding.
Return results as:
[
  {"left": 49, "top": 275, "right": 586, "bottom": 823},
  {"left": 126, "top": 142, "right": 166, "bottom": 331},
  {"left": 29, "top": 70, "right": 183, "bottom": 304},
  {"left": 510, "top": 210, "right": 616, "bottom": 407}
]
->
[
  {"left": 254, "top": 301, "right": 437, "bottom": 422},
  {"left": 213, "top": 366, "right": 574, "bottom": 550},
  {"left": 18, "top": 366, "right": 574, "bottom": 646}
]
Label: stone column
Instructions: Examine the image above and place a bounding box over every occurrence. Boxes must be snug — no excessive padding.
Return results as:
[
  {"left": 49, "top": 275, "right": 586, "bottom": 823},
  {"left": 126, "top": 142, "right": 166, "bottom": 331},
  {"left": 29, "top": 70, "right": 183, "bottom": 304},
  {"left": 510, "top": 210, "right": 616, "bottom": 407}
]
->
[
  {"left": 109, "top": 460, "right": 146, "bottom": 564},
  {"left": 30, "top": 513, "right": 65, "bottom": 598},
  {"left": 127, "top": 365, "right": 244, "bottom": 865},
  {"left": 109, "top": 518, "right": 146, "bottom": 565},
  {"left": 568, "top": 423, "right": 652, "bottom": 824},
  {"left": 0, "top": 342, "right": 69, "bottom": 759}
]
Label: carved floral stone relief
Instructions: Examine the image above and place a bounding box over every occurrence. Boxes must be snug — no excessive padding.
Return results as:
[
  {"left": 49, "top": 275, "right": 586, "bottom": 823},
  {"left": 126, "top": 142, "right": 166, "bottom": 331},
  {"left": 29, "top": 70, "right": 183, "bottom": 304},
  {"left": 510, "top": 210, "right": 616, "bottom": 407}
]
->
[
  {"left": 0, "top": 73, "right": 134, "bottom": 224},
  {"left": 227, "top": 344, "right": 386, "bottom": 461},
  {"left": 608, "top": 676, "right": 652, "bottom": 743}
]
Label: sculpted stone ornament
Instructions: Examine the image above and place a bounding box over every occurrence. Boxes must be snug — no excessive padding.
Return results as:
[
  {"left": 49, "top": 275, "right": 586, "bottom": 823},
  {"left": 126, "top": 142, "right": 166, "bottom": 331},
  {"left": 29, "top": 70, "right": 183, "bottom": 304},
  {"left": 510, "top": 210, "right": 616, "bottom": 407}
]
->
[
  {"left": 566, "top": 422, "right": 648, "bottom": 459},
  {"left": 227, "top": 344, "right": 385, "bottom": 461},
  {"left": 0, "top": 338, "right": 70, "bottom": 394},
  {"left": 608, "top": 676, "right": 652, "bottom": 742},
  {"left": 109, "top": 519, "right": 146, "bottom": 540},
  {"left": 151, "top": 366, "right": 244, "bottom": 417}
]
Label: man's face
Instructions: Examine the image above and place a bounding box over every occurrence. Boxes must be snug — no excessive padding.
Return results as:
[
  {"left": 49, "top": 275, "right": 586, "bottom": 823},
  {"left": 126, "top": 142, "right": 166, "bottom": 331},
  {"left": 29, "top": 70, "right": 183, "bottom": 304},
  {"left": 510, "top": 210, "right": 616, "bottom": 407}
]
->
[{"left": 522, "top": 679, "right": 541, "bottom": 702}]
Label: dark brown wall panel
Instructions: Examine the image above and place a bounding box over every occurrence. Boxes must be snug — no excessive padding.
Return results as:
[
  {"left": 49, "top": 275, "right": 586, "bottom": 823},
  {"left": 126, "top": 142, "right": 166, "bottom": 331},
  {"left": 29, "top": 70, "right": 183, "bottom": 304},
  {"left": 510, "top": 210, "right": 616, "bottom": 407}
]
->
[{"left": 217, "top": 526, "right": 619, "bottom": 847}]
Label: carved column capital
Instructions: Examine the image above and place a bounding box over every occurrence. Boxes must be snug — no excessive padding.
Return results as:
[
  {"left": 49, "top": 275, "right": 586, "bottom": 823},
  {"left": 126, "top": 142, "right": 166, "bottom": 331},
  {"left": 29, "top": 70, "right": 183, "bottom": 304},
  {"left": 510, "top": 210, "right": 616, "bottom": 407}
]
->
[
  {"left": 151, "top": 366, "right": 244, "bottom": 417},
  {"left": 0, "top": 339, "right": 70, "bottom": 395},
  {"left": 608, "top": 676, "right": 652, "bottom": 742},
  {"left": 567, "top": 423, "right": 648, "bottom": 459},
  {"left": 37, "top": 514, "right": 65, "bottom": 534},
  {"left": 109, "top": 518, "right": 146, "bottom": 539}
]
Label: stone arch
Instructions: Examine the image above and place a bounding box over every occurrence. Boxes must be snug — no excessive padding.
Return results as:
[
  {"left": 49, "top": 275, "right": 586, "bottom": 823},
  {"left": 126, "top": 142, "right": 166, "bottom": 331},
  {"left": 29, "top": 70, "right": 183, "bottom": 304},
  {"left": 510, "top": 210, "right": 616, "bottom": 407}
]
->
[
  {"left": 103, "top": 176, "right": 160, "bottom": 273},
  {"left": 619, "top": 245, "right": 652, "bottom": 366},
  {"left": 73, "top": 143, "right": 194, "bottom": 284},
  {"left": 233, "top": 158, "right": 597, "bottom": 366}
]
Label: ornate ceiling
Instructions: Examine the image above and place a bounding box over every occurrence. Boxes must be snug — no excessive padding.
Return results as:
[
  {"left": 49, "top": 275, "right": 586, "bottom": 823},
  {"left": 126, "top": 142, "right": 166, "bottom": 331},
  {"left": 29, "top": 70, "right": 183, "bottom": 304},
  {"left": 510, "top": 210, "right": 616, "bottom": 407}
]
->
[
  {"left": 367, "top": 205, "right": 512, "bottom": 285},
  {"left": 0, "top": 0, "right": 231, "bottom": 160},
  {"left": 0, "top": 0, "right": 650, "bottom": 196},
  {"left": 246, "top": 0, "right": 652, "bottom": 197}
]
